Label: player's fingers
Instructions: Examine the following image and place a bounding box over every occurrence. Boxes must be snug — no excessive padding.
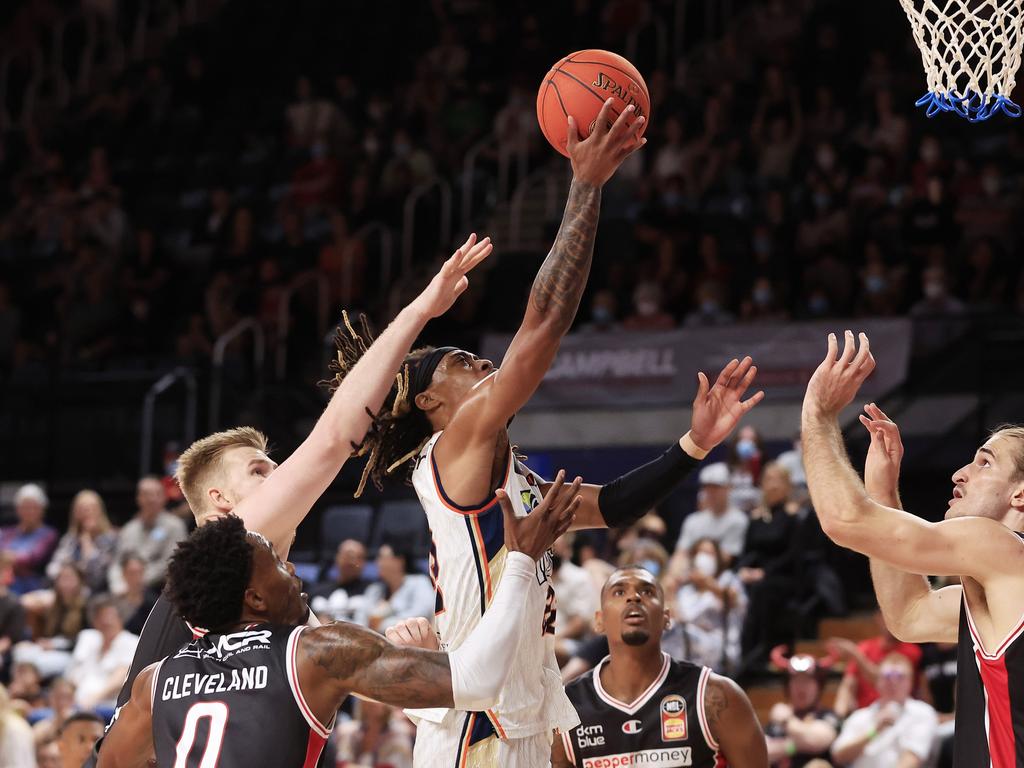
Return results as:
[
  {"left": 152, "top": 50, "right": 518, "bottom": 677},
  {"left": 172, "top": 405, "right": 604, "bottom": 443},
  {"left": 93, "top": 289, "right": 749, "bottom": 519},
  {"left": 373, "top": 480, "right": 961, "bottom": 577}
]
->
[
  {"left": 541, "top": 470, "right": 568, "bottom": 511},
  {"left": 551, "top": 476, "right": 583, "bottom": 516},
  {"left": 457, "top": 232, "right": 477, "bottom": 261},
  {"left": 451, "top": 276, "right": 469, "bottom": 299},
  {"left": 868, "top": 402, "right": 894, "bottom": 423},
  {"left": 736, "top": 361, "right": 757, "bottom": 393},
  {"left": 740, "top": 390, "right": 765, "bottom": 413},
  {"left": 496, "top": 489, "right": 515, "bottom": 524},
  {"left": 715, "top": 358, "right": 740, "bottom": 389},
  {"left": 695, "top": 371, "right": 709, "bottom": 402},
  {"left": 607, "top": 104, "right": 637, "bottom": 143},
  {"left": 566, "top": 116, "right": 580, "bottom": 152},
  {"left": 851, "top": 332, "right": 871, "bottom": 370},
  {"left": 411, "top": 616, "right": 431, "bottom": 641},
  {"left": 462, "top": 240, "right": 492, "bottom": 272},
  {"left": 838, "top": 330, "right": 857, "bottom": 367},
  {"left": 619, "top": 131, "right": 647, "bottom": 159},
  {"left": 592, "top": 98, "right": 616, "bottom": 136},
  {"left": 554, "top": 496, "right": 582, "bottom": 537},
  {"left": 825, "top": 332, "right": 838, "bottom": 366}
]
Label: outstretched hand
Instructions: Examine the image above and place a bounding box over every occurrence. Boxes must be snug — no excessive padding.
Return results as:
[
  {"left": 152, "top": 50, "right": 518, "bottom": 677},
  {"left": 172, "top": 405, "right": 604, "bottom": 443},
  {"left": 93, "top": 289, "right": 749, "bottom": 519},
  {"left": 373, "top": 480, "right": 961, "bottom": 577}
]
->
[
  {"left": 860, "top": 402, "right": 904, "bottom": 503},
  {"left": 566, "top": 98, "right": 647, "bottom": 187},
  {"left": 384, "top": 617, "right": 440, "bottom": 651},
  {"left": 688, "top": 357, "right": 765, "bottom": 451},
  {"left": 804, "top": 331, "right": 875, "bottom": 418},
  {"left": 414, "top": 233, "right": 493, "bottom": 319},
  {"left": 499, "top": 470, "right": 581, "bottom": 561}
]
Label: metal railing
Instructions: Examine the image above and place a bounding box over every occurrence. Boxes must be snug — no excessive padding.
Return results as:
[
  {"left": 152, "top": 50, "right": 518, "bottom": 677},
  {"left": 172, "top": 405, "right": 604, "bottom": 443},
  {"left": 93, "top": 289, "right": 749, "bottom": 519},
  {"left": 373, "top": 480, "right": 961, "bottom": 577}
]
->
[
  {"left": 347, "top": 221, "right": 395, "bottom": 305},
  {"left": 401, "top": 176, "right": 452, "bottom": 275},
  {"left": 209, "top": 318, "right": 265, "bottom": 430},
  {"left": 276, "top": 271, "right": 330, "bottom": 379},
  {"left": 139, "top": 367, "right": 197, "bottom": 476},
  {"left": 461, "top": 133, "right": 494, "bottom": 232},
  {"left": 497, "top": 137, "right": 529, "bottom": 206}
]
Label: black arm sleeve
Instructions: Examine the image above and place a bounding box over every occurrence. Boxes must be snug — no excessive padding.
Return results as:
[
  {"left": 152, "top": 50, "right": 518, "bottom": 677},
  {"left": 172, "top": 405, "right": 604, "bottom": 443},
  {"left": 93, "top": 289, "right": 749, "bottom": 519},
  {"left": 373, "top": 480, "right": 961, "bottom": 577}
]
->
[{"left": 597, "top": 442, "right": 702, "bottom": 528}]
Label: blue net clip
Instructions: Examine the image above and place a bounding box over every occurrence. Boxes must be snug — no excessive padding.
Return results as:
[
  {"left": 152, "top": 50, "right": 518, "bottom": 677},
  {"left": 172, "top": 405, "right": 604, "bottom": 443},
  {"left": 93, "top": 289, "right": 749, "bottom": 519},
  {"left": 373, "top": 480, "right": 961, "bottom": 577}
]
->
[{"left": 915, "top": 89, "right": 1022, "bottom": 121}]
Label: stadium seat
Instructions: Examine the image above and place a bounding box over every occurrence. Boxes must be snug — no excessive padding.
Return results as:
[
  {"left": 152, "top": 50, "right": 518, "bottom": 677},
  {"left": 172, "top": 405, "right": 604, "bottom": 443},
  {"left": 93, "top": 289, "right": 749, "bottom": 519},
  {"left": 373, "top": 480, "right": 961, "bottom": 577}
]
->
[
  {"left": 320, "top": 504, "right": 374, "bottom": 563},
  {"left": 371, "top": 500, "right": 430, "bottom": 558}
]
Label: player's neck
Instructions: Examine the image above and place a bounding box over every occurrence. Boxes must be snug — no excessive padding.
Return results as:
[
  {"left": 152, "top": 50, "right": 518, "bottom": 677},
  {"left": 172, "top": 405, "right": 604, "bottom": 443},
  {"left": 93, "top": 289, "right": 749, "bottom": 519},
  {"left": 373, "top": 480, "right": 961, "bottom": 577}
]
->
[{"left": 601, "top": 645, "right": 665, "bottom": 703}]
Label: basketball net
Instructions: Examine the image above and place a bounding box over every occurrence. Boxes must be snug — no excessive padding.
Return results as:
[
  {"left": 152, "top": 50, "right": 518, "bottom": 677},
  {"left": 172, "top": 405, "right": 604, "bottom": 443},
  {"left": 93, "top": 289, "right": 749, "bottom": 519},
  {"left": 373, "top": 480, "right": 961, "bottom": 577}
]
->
[{"left": 899, "top": 0, "right": 1024, "bottom": 120}]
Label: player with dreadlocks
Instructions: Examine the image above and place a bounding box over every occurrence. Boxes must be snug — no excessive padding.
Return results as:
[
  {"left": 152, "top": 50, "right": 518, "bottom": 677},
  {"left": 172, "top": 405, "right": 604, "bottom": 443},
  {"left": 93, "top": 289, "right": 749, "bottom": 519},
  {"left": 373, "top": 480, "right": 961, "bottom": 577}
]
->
[
  {"left": 97, "top": 472, "right": 580, "bottom": 768},
  {"left": 328, "top": 101, "right": 765, "bottom": 768}
]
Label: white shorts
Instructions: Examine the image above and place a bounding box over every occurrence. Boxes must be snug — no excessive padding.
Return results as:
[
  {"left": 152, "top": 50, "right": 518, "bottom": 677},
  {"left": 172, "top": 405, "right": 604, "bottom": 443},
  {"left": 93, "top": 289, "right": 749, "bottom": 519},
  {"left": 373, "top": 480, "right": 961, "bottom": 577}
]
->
[{"left": 412, "top": 714, "right": 552, "bottom": 768}]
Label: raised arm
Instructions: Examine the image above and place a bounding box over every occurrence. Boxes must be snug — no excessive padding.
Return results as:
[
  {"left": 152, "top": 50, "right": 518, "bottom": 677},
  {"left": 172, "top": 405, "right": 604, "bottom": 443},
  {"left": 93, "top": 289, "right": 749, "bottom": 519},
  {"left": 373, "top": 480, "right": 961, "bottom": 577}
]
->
[
  {"left": 706, "top": 674, "right": 768, "bottom": 768},
  {"left": 96, "top": 663, "right": 157, "bottom": 768},
  {"left": 801, "top": 331, "right": 1024, "bottom": 582},
  {"left": 447, "top": 103, "right": 644, "bottom": 441},
  {"left": 549, "top": 357, "right": 764, "bottom": 531},
  {"left": 860, "top": 404, "right": 960, "bottom": 643},
  {"left": 232, "top": 236, "right": 492, "bottom": 556},
  {"left": 295, "top": 474, "right": 581, "bottom": 722}
]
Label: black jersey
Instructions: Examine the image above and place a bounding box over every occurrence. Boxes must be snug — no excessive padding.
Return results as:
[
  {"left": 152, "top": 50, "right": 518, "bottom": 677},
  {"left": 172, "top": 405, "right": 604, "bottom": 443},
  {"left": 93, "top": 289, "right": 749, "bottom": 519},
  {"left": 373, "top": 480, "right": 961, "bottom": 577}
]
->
[
  {"left": 561, "top": 653, "right": 722, "bottom": 768},
  {"left": 152, "top": 623, "right": 333, "bottom": 768},
  {"left": 954, "top": 590, "right": 1024, "bottom": 768}
]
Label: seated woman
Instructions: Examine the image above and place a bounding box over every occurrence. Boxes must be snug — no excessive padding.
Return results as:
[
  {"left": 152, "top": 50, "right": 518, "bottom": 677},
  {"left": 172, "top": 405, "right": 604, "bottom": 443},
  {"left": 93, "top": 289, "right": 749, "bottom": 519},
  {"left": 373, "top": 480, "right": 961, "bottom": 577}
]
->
[
  {"left": 673, "top": 537, "right": 746, "bottom": 674},
  {"left": 45, "top": 490, "right": 118, "bottom": 595},
  {"left": 14, "top": 564, "right": 90, "bottom": 679},
  {"left": 64, "top": 595, "right": 137, "bottom": 713}
]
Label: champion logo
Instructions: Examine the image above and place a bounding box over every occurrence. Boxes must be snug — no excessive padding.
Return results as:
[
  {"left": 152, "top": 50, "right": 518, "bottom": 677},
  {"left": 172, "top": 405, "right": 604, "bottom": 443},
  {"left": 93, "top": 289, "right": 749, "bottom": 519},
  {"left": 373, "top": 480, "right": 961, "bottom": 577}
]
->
[{"left": 622, "top": 719, "right": 643, "bottom": 734}]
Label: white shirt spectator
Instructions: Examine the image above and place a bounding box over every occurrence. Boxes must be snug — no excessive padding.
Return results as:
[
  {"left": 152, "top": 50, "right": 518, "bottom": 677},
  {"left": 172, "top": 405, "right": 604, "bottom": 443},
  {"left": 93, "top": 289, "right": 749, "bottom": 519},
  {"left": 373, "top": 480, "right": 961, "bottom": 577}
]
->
[
  {"left": 676, "top": 507, "right": 749, "bottom": 560},
  {"left": 553, "top": 560, "right": 598, "bottom": 637},
  {"left": 66, "top": 628, "right": 139, "bottom": 709},
  {"left": 365, "top": 574, "right": 435, "bottom": 632},
  {"left": 832, "top": 699, "right": 937, "bottom": 768},
  {"left": 0, "top": 708, "right": 35, "bottom": 768}
]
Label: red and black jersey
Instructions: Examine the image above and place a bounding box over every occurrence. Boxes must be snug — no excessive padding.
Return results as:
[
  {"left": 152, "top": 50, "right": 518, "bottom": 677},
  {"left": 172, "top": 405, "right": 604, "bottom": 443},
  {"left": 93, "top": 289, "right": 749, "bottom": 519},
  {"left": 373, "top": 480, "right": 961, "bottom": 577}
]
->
[
  {"left": 955, "top": 587, "right": 1024, "bottom": 767},
  {"left": 152, "top": 623, "right": 333, "bottom": 768},
  {"left": 560, "top": 653, "right": 723, "bottom": 768}
]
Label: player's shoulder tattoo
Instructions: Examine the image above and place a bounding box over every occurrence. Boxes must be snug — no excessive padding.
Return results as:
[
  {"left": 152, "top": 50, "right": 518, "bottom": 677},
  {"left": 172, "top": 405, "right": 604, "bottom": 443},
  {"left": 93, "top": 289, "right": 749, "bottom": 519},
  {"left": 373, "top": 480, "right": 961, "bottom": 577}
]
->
[{"left": 703, "top": 675, "right": 731, "bottom": 727}]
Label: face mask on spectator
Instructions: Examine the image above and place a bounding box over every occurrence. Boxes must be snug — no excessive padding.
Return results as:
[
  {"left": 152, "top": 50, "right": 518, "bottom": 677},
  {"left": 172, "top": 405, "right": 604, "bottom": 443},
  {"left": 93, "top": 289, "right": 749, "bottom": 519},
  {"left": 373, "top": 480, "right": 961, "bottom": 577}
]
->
[
  {"left": 661, "top": 191, "right": 682, "bottom": 209},
  {"left": 808, "top": 294, "right": 830, "bottom": 315},
  {"left": 591, "top": 305, "right": 614, "bottom": 324},
  {"left": 736, "top": 439, "right": 759, "bottom": 460},
  {"left": 864, "top": 274, "right": 888, "bottom": 295},
  {"left": 700, "top": 299, "right": 720, "bottom": 314},
  {"left": 693, "top": 552, "right": 718, "bottom": 578}
]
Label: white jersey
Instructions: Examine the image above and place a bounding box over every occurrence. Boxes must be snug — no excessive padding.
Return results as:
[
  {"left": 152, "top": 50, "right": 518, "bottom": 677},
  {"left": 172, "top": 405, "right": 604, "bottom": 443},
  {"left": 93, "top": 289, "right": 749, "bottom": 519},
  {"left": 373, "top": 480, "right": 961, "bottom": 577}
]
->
[{"left": 409, "top": 431, "right": 580, "bottom": 741}]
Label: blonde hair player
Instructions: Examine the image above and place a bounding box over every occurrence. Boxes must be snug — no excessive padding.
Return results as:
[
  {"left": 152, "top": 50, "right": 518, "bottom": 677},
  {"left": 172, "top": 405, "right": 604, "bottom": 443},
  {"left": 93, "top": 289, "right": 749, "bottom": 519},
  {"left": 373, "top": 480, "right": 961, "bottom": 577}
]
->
[
  {"left": 802, "top": 330, "right": 1024, "bottom": 765},
  {"left": 81, "top": 234, "right": 494, "bottom": 768}
]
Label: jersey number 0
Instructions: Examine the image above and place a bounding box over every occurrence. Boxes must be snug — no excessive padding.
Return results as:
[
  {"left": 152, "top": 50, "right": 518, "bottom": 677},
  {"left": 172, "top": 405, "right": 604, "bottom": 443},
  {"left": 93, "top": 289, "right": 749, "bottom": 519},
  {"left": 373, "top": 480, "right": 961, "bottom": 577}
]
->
[{"left": 174, "top": 701, "right": 228, "bottom": 768}]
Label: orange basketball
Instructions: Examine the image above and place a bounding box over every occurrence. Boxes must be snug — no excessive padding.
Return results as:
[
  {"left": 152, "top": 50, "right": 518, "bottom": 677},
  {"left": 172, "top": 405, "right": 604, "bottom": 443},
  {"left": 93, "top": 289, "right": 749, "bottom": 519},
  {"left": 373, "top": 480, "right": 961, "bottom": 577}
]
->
[{"left": 536, "top": 50, "right": 651, "bottom": 158}]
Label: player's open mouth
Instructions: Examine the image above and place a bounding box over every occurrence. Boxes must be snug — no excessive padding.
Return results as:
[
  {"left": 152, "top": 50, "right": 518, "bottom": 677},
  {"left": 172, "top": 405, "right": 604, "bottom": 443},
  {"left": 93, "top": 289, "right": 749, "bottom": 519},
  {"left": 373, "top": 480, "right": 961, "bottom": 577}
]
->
[{"left": 623, "top": 610, "right": 646, "bottom": 624}]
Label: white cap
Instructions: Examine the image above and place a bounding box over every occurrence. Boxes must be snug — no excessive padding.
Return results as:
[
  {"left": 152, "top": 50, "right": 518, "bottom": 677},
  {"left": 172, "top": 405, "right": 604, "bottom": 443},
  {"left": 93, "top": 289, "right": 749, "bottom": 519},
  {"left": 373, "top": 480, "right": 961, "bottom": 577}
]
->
[
  {"left": 13, "top": 483, "right": 48, "bottom": 508},
  {"left": 698, "top": 462, "right": 730, "bottom": 487}
]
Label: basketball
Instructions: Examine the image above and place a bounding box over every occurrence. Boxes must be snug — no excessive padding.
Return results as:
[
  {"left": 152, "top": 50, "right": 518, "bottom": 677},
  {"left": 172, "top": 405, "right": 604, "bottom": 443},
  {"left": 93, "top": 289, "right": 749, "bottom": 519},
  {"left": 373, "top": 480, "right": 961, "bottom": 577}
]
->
[{"left": 536, "top": 50, "right": 651, "bottom": 157}]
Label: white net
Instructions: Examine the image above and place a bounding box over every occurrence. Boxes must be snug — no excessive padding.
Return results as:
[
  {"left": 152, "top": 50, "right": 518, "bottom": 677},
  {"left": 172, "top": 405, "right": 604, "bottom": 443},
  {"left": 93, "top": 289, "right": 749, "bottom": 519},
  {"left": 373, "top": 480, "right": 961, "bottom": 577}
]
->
[{"left": 899, "top": 0, "right": 1024, "bottom": 119}]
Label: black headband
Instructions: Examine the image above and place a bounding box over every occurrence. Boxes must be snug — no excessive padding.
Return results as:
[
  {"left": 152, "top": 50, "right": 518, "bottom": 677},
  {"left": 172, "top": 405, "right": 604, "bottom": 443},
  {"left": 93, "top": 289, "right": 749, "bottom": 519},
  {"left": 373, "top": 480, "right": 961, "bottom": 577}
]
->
[{"left": 410, "top": 346, "right": 458, "bottom": 398}]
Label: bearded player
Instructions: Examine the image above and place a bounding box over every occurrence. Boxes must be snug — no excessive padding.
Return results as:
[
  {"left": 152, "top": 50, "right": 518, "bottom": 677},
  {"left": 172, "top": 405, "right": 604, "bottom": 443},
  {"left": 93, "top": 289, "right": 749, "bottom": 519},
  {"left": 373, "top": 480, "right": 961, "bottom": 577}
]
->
[
  {"left": 553, "top": 566, "right": 766, "bottom": 767},
  {"left": 802, "top": 331, "right": 1024, "bottom": 766},
  {"left": 329, "top": 101, "right": 764, "bottom": 766},
  {"left": 84, "top": 235, "right": 493, "bottom": 767}
]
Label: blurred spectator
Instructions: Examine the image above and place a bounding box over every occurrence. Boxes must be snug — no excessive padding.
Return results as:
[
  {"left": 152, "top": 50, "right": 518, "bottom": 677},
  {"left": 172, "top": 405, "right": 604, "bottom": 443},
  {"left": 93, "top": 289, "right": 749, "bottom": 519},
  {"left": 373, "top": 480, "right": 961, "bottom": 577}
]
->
[
  {"left": 570, "top": 532, "right": 615, "bottom": 598},
  {"left": 831, "top": 653, "right": 937, "bottom": 767},
  {"left": 739, "top": 277, "right": 790, "bottom": 324},
  {"left": 775, "top": 434, "right": 807, "bottom": 492},
  {"left": 0, "top": 684, "right": 35, "bottom": 767},
  {"left": 286, "top": 76, "right": 343, "bottom": 149},
  {"left": 728, "top": 426, "right": 765, "bottom": 512},
  {"left": 36, "top": 737, "right": 60, "bottom": 768},
  {"left": 108, "top": 477, "right": 187, "bottom": 595},
  {"left": 669, "top": 462, "right": 749, "bottom": 580},
  {"left": 15, "top": 565, "right": 90, "bottom": 678},
  {"left": 552, "top": 534, "right": 598, "bottom": 661},
  {"left": 580, "top": 289, "right": 621, "bottom": 334},
  {"left": 920, "top": 641, "right": 957, "bottom": 768},
  {"left": 65, "top": 596, "right": 137, "bottom": 711},
  {"left": 366, "top": 544, "right": 434, "bottom": 632},
  {"left": 319, "top": 210, "right": 366, "bottom": 305},
  {"left": 110, "top": 553, "right": 158, "bottom": 636},
  {"left": 30, "top": 678, "right": 77, "bottom": 743},
  {"left": 910, "top": 265, "right": 965, "bottom": 318},
  {"left": 46, "top": 490, "right": 117, "bottom": 594},
  {"left": 333, "top": 698, "right": 415, "bottom": 768},
  {"left": 672, "top": 538, "right": 746, "bottom": 673},
  {"left": 2, "top": 484, "right": 59, "bottom": 595},
  {"left": 7, "top": 662, "right": 43, "bottom": 711},
  {"left": 829, "top": 610, "right": 923, "bottom": 718},
  {"left": 57, "top": 712, "right": 104, "bottom": 768},
  {"left": 684, "top": 281, "right": 734, "bottom": 328},
  {"left": 765, "top": 651, "right": 840, "bottom": 767},
  {"left": 738, "top": 463, "right": 801, "bottom": 669},
  {"left": 0, "top": 551, "right": 26, "bottom": 675},
  {"left": 310, "top": 540, "right": 373, "bottom": 626},
  {"left": 623, "top": 280, "right": 676, "bottom": 331}
]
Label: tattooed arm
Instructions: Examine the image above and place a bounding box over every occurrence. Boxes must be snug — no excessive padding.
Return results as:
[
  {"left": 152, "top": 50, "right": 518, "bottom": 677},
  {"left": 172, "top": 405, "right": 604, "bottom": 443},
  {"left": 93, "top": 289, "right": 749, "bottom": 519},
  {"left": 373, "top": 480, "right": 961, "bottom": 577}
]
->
[
  {"left": 439, "top": 100, "right": 645, "bottom": 454},
  {"left": 705, "top": 674, "right": 768, "bottom": 768}
]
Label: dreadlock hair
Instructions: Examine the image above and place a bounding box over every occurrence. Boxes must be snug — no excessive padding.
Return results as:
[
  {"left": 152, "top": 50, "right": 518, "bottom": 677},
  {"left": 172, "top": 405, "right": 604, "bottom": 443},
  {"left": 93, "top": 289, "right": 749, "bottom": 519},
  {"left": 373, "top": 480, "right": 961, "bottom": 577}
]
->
[
  {"left": 164, "top": 514, "right": 254, "bottom": 631},
  {"left": 323, "top": 312, "right": 437, "bottom": 497}
]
